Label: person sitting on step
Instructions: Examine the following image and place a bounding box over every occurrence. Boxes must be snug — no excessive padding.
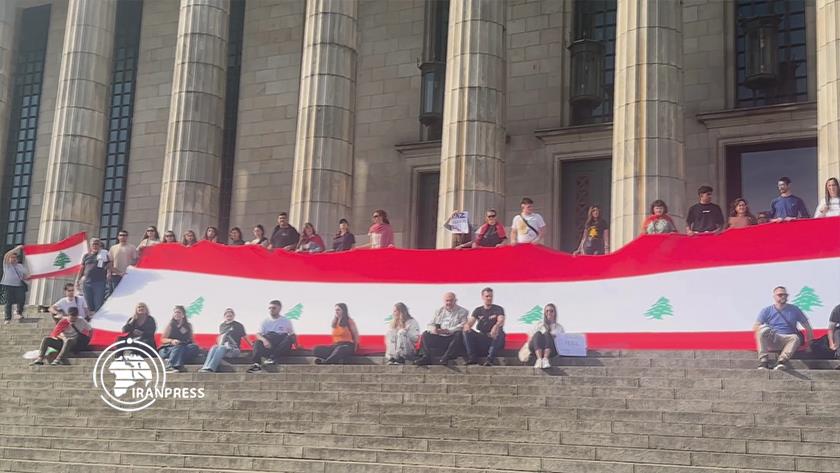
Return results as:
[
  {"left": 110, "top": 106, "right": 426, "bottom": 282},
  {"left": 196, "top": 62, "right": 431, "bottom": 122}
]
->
[
  {"left": 754, "top": 286, "right": 813, "bottom": 370},
  {"left": 464, "top": 287, "right": 506, "bottom": 366},
  {"left": 826, "top": 303, "right": 840, "bottom": 361},
  {"left": 200, "top": 308, "right": 251, "bottom": 373},
  {"left": 159, "top": 305, "right": 200, "bottom": 373},
  {"left": 520, "top": 303, "right": 563, "bottom": 369},
  {"left": 385, "top": 302, "right": 420, "bottom": 364},
  {"left": 415, "top": 292, "right": 469, "bottom": 366},
  {"left": 30, "top": 307, "right": 91, "bottom": 366},
  {"left": 247, "top": 300, "right": 295, "bottom": 373},
  {"left": 313, "top": 303, "right": 359, "bottom": 365},
  {"left": 49, "top": 283, "right": 90, "bottom": 323}
]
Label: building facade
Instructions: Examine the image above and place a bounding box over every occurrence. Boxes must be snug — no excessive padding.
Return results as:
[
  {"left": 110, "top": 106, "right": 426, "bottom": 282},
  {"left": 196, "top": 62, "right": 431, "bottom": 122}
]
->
[{"left": 0, "top": 0, "right": 838, "bottom": 303}]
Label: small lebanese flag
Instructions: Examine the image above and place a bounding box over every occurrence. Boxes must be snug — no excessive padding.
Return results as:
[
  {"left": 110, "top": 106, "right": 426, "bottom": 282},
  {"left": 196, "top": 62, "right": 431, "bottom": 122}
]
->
[{"left": 23, "top": 232, "right": 88, "bottom": 279}]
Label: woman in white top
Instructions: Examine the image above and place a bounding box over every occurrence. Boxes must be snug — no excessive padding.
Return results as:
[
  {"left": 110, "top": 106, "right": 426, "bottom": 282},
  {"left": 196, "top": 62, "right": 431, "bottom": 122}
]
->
[
  {"left": 385, "top": 302, "right": 420, "bottom": 364},
  {"left": 815, "top": 177, "right": 840, "bottom": 218},
  {"left": 519, "top": 303, "right": 564, "bottom": 368}
]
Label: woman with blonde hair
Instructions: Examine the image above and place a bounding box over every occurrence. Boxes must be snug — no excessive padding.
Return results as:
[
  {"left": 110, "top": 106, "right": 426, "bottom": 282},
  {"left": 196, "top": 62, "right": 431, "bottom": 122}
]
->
[
  {"left": 519, "top": 304, "right": 564, "bottom": 368},
  {"left": 181, "top": 230, "right": 198, "bottom": 247},
  {"left": 385, "top": 302, "right": 420, "bottom": 364}
]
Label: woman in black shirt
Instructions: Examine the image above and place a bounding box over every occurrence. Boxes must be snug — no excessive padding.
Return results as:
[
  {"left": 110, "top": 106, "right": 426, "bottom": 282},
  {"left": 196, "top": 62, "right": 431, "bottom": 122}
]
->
[
  {"left": 200, "top": 309, "right": 251, "bottom": 372},
  {"left": 158, "top": 305, "right": 200, "bottom": 372}
]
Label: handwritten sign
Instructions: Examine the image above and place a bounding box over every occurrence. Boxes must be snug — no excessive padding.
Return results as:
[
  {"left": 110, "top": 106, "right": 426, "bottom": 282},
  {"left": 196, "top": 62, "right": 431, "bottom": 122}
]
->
[
  {"left": 554, "top": 333, "right": 588, "bottom": 357},
  {"left": 449, "top": 211, "right": 470, "bottom": 234}
]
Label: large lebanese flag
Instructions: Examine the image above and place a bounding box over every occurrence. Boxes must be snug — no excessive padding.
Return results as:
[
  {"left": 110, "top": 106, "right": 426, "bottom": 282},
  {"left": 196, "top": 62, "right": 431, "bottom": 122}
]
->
[
  {"left": 91, "top": 218, "right": 840, "bottom": 352},
  {"left": 23, "top": 232, "right": 88, "bottom": 279}
]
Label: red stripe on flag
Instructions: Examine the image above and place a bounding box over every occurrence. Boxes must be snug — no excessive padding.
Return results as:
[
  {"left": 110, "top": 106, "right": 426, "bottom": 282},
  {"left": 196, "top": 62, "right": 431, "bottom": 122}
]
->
[
  {"left": 23, "top": 232, "right": 87, "bottom": 255},
  {"left": 27, "top": 265, "right": 82, "bottom": 280},
  {"left": 134, "top": 218, "right": 840, "bottom": 284}
]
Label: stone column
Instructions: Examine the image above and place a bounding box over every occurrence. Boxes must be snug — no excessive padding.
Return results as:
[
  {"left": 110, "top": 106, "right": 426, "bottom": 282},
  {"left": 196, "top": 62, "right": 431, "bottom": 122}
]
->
[
  {"left": 817, "top": 0, "right": 840, "bottom": 187},
  {"left": 610, "top": 0, "right": 685, "bottom": 248},
  {"left": 157, "top": 0, "right": 229, "bottom": 237},
  {"left": 290, "top": 0, "right": 358, "bottom": 234},
  {"left": 435, "top": 0, "right": 506, "bottom": 249},
  {"left": 34, "top": 0, "right": 116, "bottom": 303}
]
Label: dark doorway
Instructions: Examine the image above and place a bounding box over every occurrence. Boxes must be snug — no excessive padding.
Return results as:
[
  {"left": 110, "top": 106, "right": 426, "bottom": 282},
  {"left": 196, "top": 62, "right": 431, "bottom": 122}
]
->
[
  {"left": 416, "top": 171, "right": 440, "bottom": 249},
  {"left": 560, "top": 158, "right": 612, "bottom": 253},
  {"left": 725, "top": 139, "right": 817, "bottom": 216}
]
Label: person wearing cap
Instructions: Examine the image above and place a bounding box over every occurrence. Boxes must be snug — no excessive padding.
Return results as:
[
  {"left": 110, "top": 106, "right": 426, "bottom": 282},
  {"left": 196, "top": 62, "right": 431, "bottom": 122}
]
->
[
  {"left": 75, "top": 238, "right": 110, "bottom": 313},
  {"left": 248, "top": 300, "right": 295, "bottom": 373}
]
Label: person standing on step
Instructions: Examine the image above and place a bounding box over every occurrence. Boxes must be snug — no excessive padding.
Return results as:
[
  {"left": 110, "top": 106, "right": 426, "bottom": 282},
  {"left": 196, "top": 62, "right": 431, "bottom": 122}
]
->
[
  {"left": 385, "top": 302, "right": 420, "bottom": 364},
  {"left": 75, "top": 238, "right": 109, "bottom": 313},
  {"left": 200, "top": 308, "right": 251, "bottom": 372},
  {"left": 415, "top": 292, "right": 469, "bottom": 366},
  {"left": 826, "top": 303, "right": 840, "bottom": 360},
  {"left": 815, "top": 177, "right": 840, "bottom": 218},
  {"left": 313, "top": 303, "right": 359, "bottom": 365},
  {"left": 49, "top": 283, "right": 90, "bottom": 323},
  {"left": 159, "top": 305, "right": 201, "bottom": 373},
  {"left": 510, "top": 197, "right": 546, "bottom": 245},
  {"left": 686, "top": 185, "right": 724, "bottom": 235},
  {"left": 641, "top": 200, "right": 678, "bottom": 235},
  {"left": 30, "top": 307, "right": 91, "bottom": 366},
  {"left": 269, "top": 213, "right": 300, "bottom": 251},
  {"left": 574, "top": 205, "right": 609, "bottom": 255},
  {"left": 137, "top": 226, "right": 160, "bottom": 256},
  {"left": 520, "top": 303, "right": 563, "bottom": 368},
  {"left": 2, "top": 245, "right": 28, "bottom": 324},
  {"left": 472, "top": 209, "right": 507, "bottom": 248},
  {"left": 754, "top": 286, "right": 814, "bottom": 370},
  {"left": 464, "top": 287, "right": 506, "bottom": 366},
  {"left": 108, "top": 229, "right": 138, "bottom": 292},
  {"left": 769, "top": 176, "right": 810, "bottom": 221},
  {"left": 248, "top": 300, "right": 296, "bottom": 373}
]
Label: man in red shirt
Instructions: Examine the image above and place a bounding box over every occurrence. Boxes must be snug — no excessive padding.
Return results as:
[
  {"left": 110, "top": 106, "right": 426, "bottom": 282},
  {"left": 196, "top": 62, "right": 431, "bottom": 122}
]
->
[{"left": 30, "top": 307, "right": 91, "bottom": 366}]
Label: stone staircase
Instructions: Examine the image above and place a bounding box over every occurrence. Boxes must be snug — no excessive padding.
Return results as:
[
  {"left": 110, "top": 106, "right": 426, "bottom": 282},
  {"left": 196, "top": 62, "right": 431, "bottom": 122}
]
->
[{"left": 2, "top": 316, "right": 840, "bottom": 472}]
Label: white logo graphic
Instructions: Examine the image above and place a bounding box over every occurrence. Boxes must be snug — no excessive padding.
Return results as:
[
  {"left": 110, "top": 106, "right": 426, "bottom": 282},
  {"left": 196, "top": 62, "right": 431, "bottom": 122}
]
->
[{"left": 93, "top": 338, "right": 204, "bottom": 412}]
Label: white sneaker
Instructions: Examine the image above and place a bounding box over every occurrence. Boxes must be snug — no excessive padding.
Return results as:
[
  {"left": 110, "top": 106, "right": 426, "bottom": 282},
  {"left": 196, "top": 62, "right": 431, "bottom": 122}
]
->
[
  {"left": 534, "top": 358, "right": 542, "bottom": 368},
  {"left": 542, "top": 358, "right": 551, "bottom": 368}
]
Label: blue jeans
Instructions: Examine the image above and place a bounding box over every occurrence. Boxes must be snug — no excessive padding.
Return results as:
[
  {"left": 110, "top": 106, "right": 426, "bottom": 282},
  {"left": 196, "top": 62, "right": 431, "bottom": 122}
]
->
[
  {"left": 201, "top": 344, "right": 240, "bottom": 371},
  {"left": 463, "top": 330, "right": 506, "bottom": 361},
  {"left": 159, "top": 343, "right": 200, "bottom": 368},
  {"left": 83, "top": 280, "right": 106, "bottom": 312}
]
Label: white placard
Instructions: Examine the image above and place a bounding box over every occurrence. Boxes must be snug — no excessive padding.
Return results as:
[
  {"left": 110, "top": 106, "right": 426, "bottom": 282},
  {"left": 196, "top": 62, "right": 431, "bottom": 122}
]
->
[
  {"left": 554, "top": 333, "right": 588, "bottom": 357},
  {"left": 449, "top": 212, "right": 470, "bottom": 234}
]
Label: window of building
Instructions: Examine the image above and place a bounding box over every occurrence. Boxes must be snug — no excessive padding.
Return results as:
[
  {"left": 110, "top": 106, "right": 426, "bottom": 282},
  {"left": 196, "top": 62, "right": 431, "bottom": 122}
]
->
[
  {"left": 570, "top": 0, "right": 616, "bottom": 125},
  {"left": 735, "top": 0, "right": 807, "bottom": 108},
  {"left": 725, "top": 139, "right": 817, "bottom": 216},
  {"left": 418, "top": 0, "right": 448, "bottom": 141},
  {"left": 1, "top": 5, "right": 51, "bottom": 248},
  {"left": 99, "top": 0, "right": 143, "bottom": 248},
  {"left": 218, "top": 0, "right": 246, "bottom": 237}
]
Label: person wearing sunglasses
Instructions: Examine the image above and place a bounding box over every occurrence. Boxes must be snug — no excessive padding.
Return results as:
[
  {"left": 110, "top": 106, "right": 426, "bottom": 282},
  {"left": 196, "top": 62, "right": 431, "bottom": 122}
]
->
[
  {"left": 753, "top": 286, "right": 813, "bottom": 370},
  {"left": 138, "top": 226, "right": 160, "bottom": 256},
  {"left": 107, "top": 230, "right": 138, "bottom": 291},
  {"left": 473, "top": 210, "right": 507, "bottom": 248},
  {"left": 162, "top": 231, "right": 178, "bottom": 244},
  {"left": 366, "top": 209, "right": 394, "bottom": 249}
]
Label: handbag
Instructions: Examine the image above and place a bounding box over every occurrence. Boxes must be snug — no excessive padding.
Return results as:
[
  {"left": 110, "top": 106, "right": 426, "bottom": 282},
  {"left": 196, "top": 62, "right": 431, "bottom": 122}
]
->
[{"left": 69, "top": 322, "right": 91, "bottom": 351}]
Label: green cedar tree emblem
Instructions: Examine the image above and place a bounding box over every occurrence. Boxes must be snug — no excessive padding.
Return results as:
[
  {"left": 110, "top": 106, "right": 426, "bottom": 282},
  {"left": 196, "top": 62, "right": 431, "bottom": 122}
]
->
[
  {"left": 185, "top": 297, "right": 204, "bottom": 319},
  {"left": 792, "top": 286, "right": 823, "bottom": 312},
  {"left": 518, "top": 305, "right": 543, "bottom": 325},
  {"left": 285, "top": 303, "right": 303, "bottom": 320},
  {"left": 384, "top": 314, "right": 393, "bottom": 322},
  {"left": 53, "top": 252, "right": 72, "bottom": 269},
  {"left": 644, "top": 297, "right": 674, "bottom": 320}
]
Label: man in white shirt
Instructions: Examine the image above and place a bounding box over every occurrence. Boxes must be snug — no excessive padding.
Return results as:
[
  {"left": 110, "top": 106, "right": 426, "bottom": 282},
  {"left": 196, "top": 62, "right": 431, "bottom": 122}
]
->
[
  {"left": 49, "top": 283, "right": 90, "bottom": 322},
  {"left": 511, "top": 197, "right": 547, "bottom": 245},
  {"left": 415, "top": 292, "right": 469, "bottom": 366},
  {"left": 248, "top": 300, "right": 296, "bottom": 372}
]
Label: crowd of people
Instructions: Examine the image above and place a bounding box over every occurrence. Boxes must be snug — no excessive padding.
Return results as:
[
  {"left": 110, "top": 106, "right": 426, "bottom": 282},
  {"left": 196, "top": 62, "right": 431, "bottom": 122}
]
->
[{"left": 25, "top": 283, "right": 840, "bottom": 372}]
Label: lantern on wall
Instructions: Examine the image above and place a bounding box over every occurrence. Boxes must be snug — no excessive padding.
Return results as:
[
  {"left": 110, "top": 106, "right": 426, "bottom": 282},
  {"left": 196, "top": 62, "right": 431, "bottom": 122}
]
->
[
  {"left": 742, "top": 15, "right": 781, "bottom": 90},
  {"left": 568, "top": 38, "right": 604, "bottom": 109},
  {"left": 419, "top": 62, "right": 445, "bottom": 134}
]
